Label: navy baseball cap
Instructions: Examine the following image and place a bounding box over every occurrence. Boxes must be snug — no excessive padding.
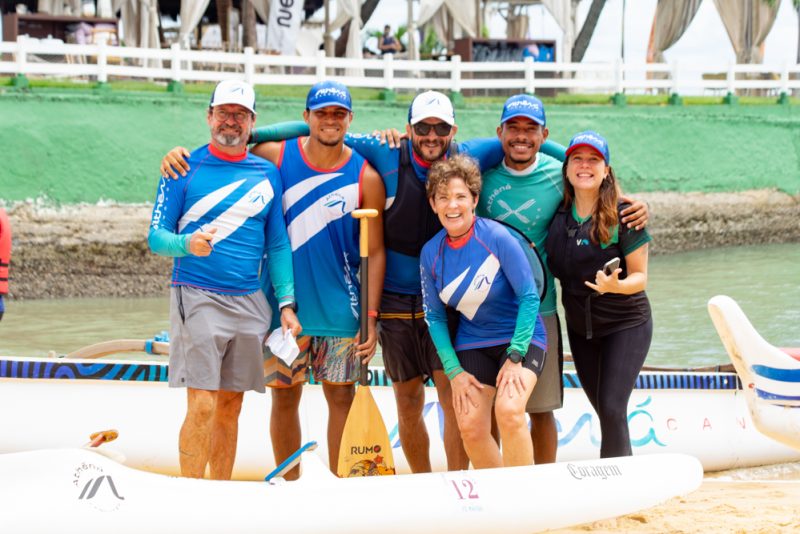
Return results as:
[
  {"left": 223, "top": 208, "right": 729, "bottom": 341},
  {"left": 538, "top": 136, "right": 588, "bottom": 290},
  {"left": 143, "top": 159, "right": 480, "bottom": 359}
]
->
[
  {"left": 306, "top": 81, "right": 352, "bottom": 111},
  {"left": 565, "top": 130, "right": 610, "bottom": 164},
  {"left": 500, "top": 94, "right": 545, "bottom": 126}
]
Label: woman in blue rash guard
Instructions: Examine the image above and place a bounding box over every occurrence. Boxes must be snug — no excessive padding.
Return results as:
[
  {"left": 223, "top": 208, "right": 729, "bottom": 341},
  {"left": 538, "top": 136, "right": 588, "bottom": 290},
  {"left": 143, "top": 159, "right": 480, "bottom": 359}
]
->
[
  {"left": 545, "top": 131, "right": 652, "bottom": 458},
  {"left": 420, "top": 154, "right": 547, "bottom": 469}
]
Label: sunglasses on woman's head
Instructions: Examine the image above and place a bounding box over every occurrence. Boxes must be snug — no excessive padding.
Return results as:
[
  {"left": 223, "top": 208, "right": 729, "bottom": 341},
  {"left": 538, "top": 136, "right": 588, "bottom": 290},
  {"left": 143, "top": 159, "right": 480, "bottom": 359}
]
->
[{"left": 413, "top": 122, "right": 452, "bottom": 136}]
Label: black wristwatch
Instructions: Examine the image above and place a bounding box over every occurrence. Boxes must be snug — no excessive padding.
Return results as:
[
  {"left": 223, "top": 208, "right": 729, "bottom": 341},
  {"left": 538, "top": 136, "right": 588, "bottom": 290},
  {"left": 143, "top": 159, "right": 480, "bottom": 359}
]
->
[
  {"left": 507, "top": 349, "right": 525, "bottom": 364},
  {"left": 280, "top": 301, "right": 298, "bottom": 313}
]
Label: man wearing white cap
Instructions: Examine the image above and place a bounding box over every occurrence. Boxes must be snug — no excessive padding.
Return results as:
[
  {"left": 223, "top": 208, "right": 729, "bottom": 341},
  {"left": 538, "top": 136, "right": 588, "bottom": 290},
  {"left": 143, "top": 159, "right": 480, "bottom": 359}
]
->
[
  {"left": 149, "top": 79, "right": 300, "bottom": 479},
  {"left": 159, "top": 80, "right": 386, "bottom": 479},
  {"left": 341, "top": 91, "right": 506, "bottom": 473},
  {"left": 205, "top": 89, "right": 505, "bottom": 473}
]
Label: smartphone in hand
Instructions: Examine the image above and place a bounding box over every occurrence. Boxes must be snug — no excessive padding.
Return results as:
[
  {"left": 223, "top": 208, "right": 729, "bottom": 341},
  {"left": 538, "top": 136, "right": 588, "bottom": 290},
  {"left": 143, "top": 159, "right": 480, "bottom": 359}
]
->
[{"left": 603, "top": 257, "right": 620, "bottom": 276}]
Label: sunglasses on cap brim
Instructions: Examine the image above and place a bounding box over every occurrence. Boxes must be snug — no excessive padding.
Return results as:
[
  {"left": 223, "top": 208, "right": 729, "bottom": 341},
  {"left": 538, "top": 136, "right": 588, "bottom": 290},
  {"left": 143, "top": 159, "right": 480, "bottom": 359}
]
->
[{"left": 412, "top": 122, "right": 452, "bottom": 136}]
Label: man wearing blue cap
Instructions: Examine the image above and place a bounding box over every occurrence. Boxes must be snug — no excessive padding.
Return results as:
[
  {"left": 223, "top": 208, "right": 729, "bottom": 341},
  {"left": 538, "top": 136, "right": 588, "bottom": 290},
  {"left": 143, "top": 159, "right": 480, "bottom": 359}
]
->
[
  {"left": 478, "top": 94, "right": 648, "bottom": 464},
  {"left": 232, "top": 90, "right": 505, "bottom": 473},
  {"left": 159, "top": 81, "right": 385, "bottom": 479}
]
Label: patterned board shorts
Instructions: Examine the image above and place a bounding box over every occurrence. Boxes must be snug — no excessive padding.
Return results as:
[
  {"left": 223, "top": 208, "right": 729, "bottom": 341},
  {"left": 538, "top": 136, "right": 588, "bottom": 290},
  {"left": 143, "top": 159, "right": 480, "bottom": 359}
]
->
[{"left": 264, "top": 335, "right": 361, "bottom": 387}]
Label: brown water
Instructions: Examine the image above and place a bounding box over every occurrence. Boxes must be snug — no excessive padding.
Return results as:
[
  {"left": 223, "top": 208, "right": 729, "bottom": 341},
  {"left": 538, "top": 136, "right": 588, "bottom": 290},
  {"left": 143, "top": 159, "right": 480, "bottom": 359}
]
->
[{"left": 1, "top": 243, "right": 798, "bottom": 365}]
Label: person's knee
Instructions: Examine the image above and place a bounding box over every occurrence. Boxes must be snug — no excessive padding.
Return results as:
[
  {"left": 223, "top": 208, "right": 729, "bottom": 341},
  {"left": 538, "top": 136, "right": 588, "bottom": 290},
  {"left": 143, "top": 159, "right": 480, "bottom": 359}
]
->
[
  {"left": 394, "top": 382, "right": 425, "bottom": 419},
  {"left": 323, "top": 383, "right": 355, "bottom": 412},
  {"left": 187, "top": 390, "right": 217, "bottom": 420},
  {"left": 271, "top": 385, "right": 302, "bottom": 411},
  {"left": 597, "top": 400, "right": 628, "bottom": 424},
  {"left": 216, "top": 391, "right": 244, "bottom": 418},
  {"left": 494, "top": 401, "right": 526, "bottom": 432},
  {"left": 456, "top": 415, "right": 487, "bottom": 445}
]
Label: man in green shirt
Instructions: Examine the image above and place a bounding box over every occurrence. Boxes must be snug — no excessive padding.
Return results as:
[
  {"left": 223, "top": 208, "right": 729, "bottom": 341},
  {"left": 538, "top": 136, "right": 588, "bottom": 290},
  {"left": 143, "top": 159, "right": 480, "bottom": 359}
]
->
[{"left": 477, "top": 95, "right": 648, "bottom": 463}]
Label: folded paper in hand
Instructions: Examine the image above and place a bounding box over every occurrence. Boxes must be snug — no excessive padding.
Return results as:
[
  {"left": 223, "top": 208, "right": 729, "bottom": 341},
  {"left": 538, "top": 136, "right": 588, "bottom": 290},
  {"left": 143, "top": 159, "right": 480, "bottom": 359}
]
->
[{"left": 266, "top": 329, "right": 300, "bottom": 366}]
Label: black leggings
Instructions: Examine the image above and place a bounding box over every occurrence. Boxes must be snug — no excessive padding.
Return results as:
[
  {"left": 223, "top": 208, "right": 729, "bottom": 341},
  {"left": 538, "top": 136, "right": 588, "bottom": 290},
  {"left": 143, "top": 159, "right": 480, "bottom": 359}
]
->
[{"left": 567, "top": 318, "right": 653, "bottom": 458}]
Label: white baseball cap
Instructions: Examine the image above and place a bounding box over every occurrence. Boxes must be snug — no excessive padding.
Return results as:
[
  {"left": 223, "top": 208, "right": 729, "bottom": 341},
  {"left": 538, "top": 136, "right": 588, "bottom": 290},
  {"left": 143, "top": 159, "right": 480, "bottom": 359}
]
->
[
  {"left": 408, "top": 90, "right": 455, "bottom": 126},
  {"left": 210, "top": 79, "right": 256, "bottom": 114}
]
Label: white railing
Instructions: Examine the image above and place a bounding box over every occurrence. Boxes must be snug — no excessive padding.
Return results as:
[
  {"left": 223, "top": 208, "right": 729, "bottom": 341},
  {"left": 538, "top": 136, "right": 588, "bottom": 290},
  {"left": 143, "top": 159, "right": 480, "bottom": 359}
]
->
[{"left": 1, "top": 37, "right": 799, "bottom": 97}]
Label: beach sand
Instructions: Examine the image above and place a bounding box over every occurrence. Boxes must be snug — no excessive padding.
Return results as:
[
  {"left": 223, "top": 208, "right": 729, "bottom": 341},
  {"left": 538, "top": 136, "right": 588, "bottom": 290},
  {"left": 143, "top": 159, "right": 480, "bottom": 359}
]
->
[{"left": 553, "top": 478, "right": 800, "bottom": 533}]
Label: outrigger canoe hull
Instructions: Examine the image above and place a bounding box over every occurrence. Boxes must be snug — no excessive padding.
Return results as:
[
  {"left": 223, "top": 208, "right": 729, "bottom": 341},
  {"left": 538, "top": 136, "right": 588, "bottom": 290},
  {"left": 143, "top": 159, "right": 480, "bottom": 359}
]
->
[
  {"left": 0, "top": 447, "right": 703, "bottom": 533},
  {"left": 709, "top": 295, "right": 800, "bottom": 451},
  {"left": 1, "top": 356, "right": 799, "bottom": 476}
]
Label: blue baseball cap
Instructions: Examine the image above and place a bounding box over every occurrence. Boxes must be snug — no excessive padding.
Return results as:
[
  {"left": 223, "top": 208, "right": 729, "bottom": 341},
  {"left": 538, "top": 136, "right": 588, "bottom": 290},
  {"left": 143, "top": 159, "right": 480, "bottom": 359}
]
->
[
  {"left": 306, "top": 81, "right": 352, "bottom": 111},
  {"left": 500, "top": 94, "right": 545, "bottom": 126},
  {"left": 565, "top": 130, "right": 610, "bottom": 164}
]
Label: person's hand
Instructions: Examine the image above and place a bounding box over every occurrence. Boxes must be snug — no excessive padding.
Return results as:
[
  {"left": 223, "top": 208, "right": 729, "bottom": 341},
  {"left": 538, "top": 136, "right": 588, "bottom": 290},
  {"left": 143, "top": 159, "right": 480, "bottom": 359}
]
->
[
  {"left": 496, "top": 358, "right": 526, "bottom": 400},
  {"left": 160, "top": 146, "right": 191, "bottom": 179},
  {"left": 280, "top": 307, "right": 302, "bottom": 337},
  {"left": 585, "top": 267, "right": 621, "bottom": 295},
  {"left": 620, "top": 195, "right": 649, "bottom": 230},
  {"left": 450, "top": 371, "right": 484, "bottom": 415},
  {"left": 371, "top": 128, "right": 405, "bottom": 149},
  {"left": 354, "top": 317, "right": 378, "bottom": 364},
  {"left": 188, "top": 227, "right": 216, "bottom": 256}
]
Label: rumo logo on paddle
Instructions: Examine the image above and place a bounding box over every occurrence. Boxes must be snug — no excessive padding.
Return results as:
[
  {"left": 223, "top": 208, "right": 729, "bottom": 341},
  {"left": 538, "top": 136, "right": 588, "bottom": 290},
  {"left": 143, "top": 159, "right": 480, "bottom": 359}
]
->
[
  {"left": 350, "top": 444, "right": 381, "bottom": 455},
  {"left": 73, "top": 462, "right": 125, "bottom": 512}
]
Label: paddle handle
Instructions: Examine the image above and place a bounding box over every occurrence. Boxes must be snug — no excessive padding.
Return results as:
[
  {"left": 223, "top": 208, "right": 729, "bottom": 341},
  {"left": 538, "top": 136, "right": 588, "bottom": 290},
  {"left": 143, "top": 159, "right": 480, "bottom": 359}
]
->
[{"left": 352, "top": 209, "right": 378, "bottom": 386}]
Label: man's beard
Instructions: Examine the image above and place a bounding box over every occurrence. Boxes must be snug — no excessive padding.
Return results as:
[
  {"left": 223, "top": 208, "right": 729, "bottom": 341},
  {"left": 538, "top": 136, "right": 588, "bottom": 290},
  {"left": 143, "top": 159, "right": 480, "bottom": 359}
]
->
[
  {"left": 213, "top": 132, "right": 244, "bottom": 147},
  {"left": 412, "top": 137, "right": 450, "bottom": 162}
]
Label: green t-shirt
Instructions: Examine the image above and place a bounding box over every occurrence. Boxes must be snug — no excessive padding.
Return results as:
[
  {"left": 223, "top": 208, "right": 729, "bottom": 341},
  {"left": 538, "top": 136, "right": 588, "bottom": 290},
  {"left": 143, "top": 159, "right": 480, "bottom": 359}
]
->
[{"left": 477, "top": 153, "right": 564, "bottom": 315}]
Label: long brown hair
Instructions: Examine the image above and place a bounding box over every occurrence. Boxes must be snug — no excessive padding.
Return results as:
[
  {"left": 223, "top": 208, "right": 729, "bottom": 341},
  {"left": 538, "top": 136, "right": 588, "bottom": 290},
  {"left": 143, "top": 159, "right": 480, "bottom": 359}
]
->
[{"left": 561, "top": 159, "right": 619, "bottom": 246}]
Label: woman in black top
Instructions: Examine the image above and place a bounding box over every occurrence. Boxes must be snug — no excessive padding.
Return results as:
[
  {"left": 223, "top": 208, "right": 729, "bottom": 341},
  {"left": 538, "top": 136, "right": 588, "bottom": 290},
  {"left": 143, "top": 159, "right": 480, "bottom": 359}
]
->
[{"left": 545, "top": 131, "right": 652, "bottom": 458}]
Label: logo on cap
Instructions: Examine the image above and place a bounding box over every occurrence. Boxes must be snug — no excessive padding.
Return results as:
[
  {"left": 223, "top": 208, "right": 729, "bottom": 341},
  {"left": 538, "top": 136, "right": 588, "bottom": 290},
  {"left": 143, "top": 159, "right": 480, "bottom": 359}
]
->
[
  {"left": 408, "top": 90, "right": 455, "bottom": 125},
  {"left": 501, "top": 94, "right": 545, "bottom": 125},
  {"left": 306, "top": 81, "right": 352, "bottom": 111},
  {"left": 566, "top": 130, "right": 610, "bottom": 163}
]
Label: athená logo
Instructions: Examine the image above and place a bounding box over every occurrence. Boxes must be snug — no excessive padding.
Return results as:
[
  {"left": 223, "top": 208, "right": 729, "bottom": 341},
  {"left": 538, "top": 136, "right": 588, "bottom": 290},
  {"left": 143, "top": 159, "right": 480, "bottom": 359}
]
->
[
  {"left": 573, "top": 134, "right": 605, "bottom": 148},
  {"left": 315, "top": 87, "right": 348, "bottom": 100},
  {"left": 73, "top": 462, "right": 125, "bottom": 512},
  {"left": 507, "top": 100, "right": 540, "bottom": 112}
]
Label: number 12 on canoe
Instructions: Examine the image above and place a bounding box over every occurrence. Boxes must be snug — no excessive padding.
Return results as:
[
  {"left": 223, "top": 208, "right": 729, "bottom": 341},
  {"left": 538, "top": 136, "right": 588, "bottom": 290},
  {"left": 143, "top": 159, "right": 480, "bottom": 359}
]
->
[{"left": 337, "top": 209, "right": 396, "bottom": 478}]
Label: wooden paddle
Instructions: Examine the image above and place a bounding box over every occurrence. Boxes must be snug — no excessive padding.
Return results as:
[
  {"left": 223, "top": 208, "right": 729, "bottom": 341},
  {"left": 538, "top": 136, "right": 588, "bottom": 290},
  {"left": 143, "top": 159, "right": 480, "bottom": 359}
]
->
[
  {"left": 336, "top": 208, "right": 396, "bottom": 477},
  {"left": 65, "top": 339, "right": 169, "bottom": 359}
]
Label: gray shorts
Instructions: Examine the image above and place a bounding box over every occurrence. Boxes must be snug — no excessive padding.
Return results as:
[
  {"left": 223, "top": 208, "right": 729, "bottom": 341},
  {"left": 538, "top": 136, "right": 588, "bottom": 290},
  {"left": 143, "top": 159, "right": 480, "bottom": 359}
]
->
[
  {"left": 169, "top": 286, "right": 271, "bottom": 393},
  {"left": 526, "top": 313, "right": 564, "bottom": 413}
]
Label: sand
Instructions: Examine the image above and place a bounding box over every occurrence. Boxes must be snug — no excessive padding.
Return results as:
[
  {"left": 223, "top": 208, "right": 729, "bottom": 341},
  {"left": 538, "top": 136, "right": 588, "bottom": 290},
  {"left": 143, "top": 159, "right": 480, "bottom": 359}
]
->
[{"left": 553, "top": 478, "right": 800, "bottom": 533}]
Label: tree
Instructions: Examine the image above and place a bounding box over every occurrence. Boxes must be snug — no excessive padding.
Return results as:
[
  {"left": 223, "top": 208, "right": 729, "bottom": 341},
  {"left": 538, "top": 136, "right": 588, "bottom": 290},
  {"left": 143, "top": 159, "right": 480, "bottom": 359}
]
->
[
  {"left": 572, "top": 0, "right": 606, "bottom": 63},
  {"left": 334, "top": 0, "right": 381, "bottom": 57},
  {"left": 764, "top": 0, "right": 800, "bottom": 63}
]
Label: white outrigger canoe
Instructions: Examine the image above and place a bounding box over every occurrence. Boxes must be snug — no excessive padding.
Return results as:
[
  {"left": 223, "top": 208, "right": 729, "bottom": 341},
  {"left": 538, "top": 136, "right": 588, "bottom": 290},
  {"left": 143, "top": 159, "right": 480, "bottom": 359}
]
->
[
  {"left": 709, "top": 295, "right": 800, "bottom": 451},
  {"left": 0, "top": 445, "right": 702, "bottom": 533},
  {"left": 2, "top": 352, "right": 799, "bottom": 476}
]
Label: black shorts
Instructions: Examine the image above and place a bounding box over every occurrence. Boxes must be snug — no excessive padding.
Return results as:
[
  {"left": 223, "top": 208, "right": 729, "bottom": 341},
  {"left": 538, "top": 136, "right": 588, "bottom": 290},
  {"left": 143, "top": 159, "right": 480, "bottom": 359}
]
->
[
  {"left": 378, "top": 291, "right": 448, "bottom": 383},
  {"left": 457, "top": 343, "right": 546, "bottom": 387}
]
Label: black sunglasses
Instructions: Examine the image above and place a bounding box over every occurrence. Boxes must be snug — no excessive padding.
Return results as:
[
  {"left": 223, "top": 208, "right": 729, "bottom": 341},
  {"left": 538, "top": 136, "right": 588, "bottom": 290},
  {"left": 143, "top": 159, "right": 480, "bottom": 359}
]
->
[{"left": 413, "top": 122, "right": 452, "bottom": 136}]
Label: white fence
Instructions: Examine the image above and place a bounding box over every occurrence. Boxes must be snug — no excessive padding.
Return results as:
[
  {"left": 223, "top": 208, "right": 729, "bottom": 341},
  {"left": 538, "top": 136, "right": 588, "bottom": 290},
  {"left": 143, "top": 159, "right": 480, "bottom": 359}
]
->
[{"left": 1, "top": 37, "right": 799, "bottom": 97}]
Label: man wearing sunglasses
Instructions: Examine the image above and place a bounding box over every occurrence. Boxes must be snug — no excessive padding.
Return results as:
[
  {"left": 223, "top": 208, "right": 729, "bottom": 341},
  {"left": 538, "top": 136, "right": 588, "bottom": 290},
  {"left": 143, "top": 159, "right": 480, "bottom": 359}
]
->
[
  {"left": 149, "top": 79, "right": 300, "bottom": 480},
  {"left": 341, "top": 91, "right": 505, "bottom": 473}
]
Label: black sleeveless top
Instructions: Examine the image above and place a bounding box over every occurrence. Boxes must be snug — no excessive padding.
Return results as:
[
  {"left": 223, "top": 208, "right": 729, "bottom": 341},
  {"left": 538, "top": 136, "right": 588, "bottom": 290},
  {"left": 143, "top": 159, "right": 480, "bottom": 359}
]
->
[
  {"left": 545, "top": 201, "right": 651, "bottom": 339},
  {"left": 383, "top": 143, "right": 447, "bottom": 258}
]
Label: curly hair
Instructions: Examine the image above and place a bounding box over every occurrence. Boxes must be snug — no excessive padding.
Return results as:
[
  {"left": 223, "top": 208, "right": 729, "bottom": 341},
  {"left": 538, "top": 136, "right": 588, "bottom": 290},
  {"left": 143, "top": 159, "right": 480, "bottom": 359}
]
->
[
  {"left": 425, "top": 154, "right": 482, "bottom": 200},
  {"left": 561, "top": 158, "right": 620, "bottom": 246}
]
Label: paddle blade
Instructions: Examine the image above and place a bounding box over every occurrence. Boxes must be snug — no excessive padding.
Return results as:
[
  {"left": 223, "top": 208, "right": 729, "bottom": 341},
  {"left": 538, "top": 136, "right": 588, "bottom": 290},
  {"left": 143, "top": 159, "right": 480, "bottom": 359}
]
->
[{"left": 337, "top": 386, "right": 395, "bottom": 477}]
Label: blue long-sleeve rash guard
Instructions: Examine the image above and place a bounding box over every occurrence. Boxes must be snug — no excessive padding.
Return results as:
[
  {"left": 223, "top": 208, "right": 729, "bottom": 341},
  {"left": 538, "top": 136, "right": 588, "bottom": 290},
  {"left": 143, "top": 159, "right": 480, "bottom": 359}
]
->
[{"left": 148, "top": 144, "right": 295, "bottom": 304}]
